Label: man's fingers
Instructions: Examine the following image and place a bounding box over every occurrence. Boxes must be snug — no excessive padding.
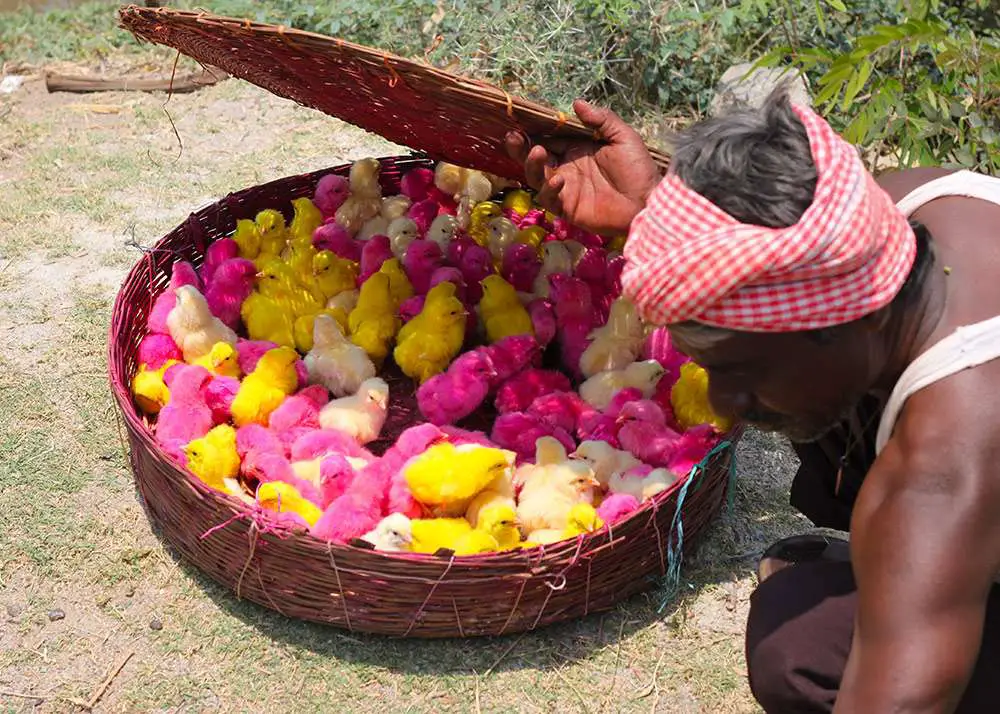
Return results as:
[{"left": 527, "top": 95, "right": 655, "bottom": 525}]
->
[
  {"left": 524, "top": 145, "right": 550, "bottom": 191},
  {"left": 573, "top": 99, "right": 633, "bottom": 143},
  {"left": 535, "top": 174, "right": 565, "bottom": 216},
  {"left": 504, "top": 131, "right": 530, "bottom": 164}
]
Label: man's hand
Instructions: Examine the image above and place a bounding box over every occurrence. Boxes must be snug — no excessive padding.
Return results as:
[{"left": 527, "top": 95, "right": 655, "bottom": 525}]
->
[
  {"left": 504, "top": 100, "right": 661, "bottom": 236},
  {"left": 834, "top": 381, "right": 1000, "bottom": 713}
]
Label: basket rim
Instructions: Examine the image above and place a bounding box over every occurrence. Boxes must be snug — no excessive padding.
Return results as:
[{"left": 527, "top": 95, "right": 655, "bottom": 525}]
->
[{"left": 107, "top": 155, "right": 741, "bottom": 571}]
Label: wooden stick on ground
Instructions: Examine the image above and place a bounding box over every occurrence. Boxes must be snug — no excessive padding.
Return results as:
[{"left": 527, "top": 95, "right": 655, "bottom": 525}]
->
[
  {"left": 85, "top": 651, "right": 135, "bottom": 710},
  {"left": 45, "top": 68, "right": 228, "bottom": 95}
]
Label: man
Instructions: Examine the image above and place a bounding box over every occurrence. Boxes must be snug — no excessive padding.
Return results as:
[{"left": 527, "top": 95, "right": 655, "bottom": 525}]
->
[{"left": 506, "top": 89, "right": 1000, "bottom": 713}]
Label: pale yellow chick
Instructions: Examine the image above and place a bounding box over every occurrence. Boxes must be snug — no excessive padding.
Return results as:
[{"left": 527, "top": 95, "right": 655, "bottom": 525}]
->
[
  {"left": 166, "top": 285, "right": 238, "bottom": 362},
  {"left": 317, "top": 377, "right": 390, "bottom": 444},
  {"left": 327, "top": 288, "right": 359, "bottom": 314},
  {"left": 571, "top": 440, "right": 642, "bottom": 489},
  {"left": 527, "top": 503, "right": 605, "bottom": 545},
  {"left": 578, "top": 360, "right": 667, "bottom": 411},
  {"left": 479, "top": 274, "right": 534, "bottom": 344},
  {"left": 185, "top": 424, "right": 240, "bottom": 492},
  {"left": 293, "top": 308, "right": 349, "bottom": 353},
  {"left": 305, "top": 313, "right": 377, "bottom": 397},
  {"left": 671, "top": 362, "right": 733, "bottom": 432},
  {"left": 579, "top": 297, "right": 646, "bottom": 378},
  {"left": 230, "top": 346, "right": 300, "bottom": 427},
  {"left": 608, "top": 467, "right": 678, "bottom": 502},
  {"left": 516, "top": 458, "right": 599, "bottom": 534},
  {"left": 361, "top": 513, "right": 414, "bottom": 552}
]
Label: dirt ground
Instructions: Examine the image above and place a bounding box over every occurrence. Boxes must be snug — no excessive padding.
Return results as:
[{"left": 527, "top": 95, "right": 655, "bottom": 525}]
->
[{"left": 0, "top": 55, "right": 809, "bottom": 713}]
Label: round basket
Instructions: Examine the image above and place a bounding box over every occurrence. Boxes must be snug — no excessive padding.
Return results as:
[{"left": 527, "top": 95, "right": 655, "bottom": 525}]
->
[{"left": 108, "top": 155, "right": 741, "bottom": 638}]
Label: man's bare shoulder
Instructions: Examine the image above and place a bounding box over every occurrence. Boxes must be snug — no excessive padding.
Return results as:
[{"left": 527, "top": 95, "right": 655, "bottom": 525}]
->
[{"left": 875, "top": 167, "right": 956, "bottom": 202}]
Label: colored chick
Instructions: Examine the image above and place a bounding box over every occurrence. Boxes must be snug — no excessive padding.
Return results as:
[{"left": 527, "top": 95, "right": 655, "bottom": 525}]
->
[
  {"left": 394, "top": 282, "right": 467, "bottom": 384},
  {"left": 671, "top": 362, "right": 733, "bottom": 432},
  {"left": 185, "top": 424, "right": 240, "bottom": 491},
  {"left": 230, "top": 346, "right": 300, "bottom": 427},
  {"left": 348, "top": 272, "right": 401, "bottom": 367},
  {"left": 479, "top": 275, "right": 534, "bottom": 344},
  {"left": 403, "top": 442, "right": 515, "bottom": 516}
]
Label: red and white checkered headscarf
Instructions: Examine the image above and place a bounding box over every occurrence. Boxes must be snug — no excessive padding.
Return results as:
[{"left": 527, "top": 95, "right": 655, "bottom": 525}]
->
[{"left": 621, "top": 104, "right": 916, "bottom": 332}]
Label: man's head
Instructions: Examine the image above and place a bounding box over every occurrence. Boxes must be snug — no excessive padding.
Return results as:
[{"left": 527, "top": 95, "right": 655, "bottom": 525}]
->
[{"left": 656, "top": 88, "right": 933, "bottom": 442}]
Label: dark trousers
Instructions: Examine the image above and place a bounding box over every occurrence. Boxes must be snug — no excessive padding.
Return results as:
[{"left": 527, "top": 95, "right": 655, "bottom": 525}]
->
[{"left": 745, "top": 395, "right": 1000, "bottom": 712}]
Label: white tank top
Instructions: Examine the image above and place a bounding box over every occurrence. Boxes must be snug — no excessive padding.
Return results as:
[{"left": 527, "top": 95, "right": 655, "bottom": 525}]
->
[{"left": 875, "top": 170, "right": 1000, "bottom": 453}]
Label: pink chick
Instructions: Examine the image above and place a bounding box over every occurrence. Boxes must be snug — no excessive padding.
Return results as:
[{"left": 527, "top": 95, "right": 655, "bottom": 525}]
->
[
  {"left": 236, "top": 339, "right": 309, "bottom": 388},
  {"left": 156, "top": 364, "right": 213, "bottom": 459},
  {"left": 138, "top": 333, "right": 182, "bottom": 369},
  {"left": 314, "top": 174, "right": 350, "bottom": 219},
  {"left": 549, "top": 273, "right": 598, "bottom": 379},
  {"left": 429, "top": 267, "right": 467, "bottom": 302},
  {"left": 147, "top": 260, "right": 201, "bottom": 335},
  {"left": 575, "top": 387, "right": 642, "bottom": 446},
  {"left": 311, "top": 487, "right": 384, "bottom": 543},
  {"left": 290, "top": 427, "right": 376, "bottom": 465},
  {"left": 277, "top": 426, "right": 320, "bottom": 456},
  {"left": 519, "top": 209, "right": 551, "bottom": 231},
  {"left": 236, "top": 423, "right": 287, "bottom": 460},
  {"left": 439, "top": 425, "right": 497, "bottom": 448},
  {"left": 204, "top": 375, "right": 240, "bottom": 425},
  {"left": 446, "top": 234, "right": 476, "bottom": 268},
  {"left": 403, "top": 239, "right": 444, "bottom": 294},
  {"left": 596, "top": 493, "right": 641, "bottom": 524},
  {"left": 494, "top": 368, "right": 572, "bottom": 414},
  {"left": 387, "top": 467, "right": 425, "bottom": 519},
  {"left": 642, "top": 327, "right": 691, "bottom": 388},
  {"left": 617, "top": 403, "right": 682, "bottom": 468},
  {"left": 398, "top": 295, "right": 425, "bottom": 324},
  {"left": 666, "top": 424, "right": 718, "bottom": 478},
  {"left": 201, "top": 238, "right": 239, "bottom": 287},
  {"left": 400, "top": 167, "right": 435, "bottom": 202},
  {"left": 484, "top": 334, "right": 542, "bottom": 385},
  {"left": 428, "top": 186, "right": 458, "bottom": 214},
  {"left": 526, "top": 391, "right": 589, "bottom": 434},
  {"left": 502, "top": 243, "right": 541, "bottom": 293},
  {"left": 204, "top": 258, "right": 257, "bottom": 330},
  {"left": 244, "top": 450, "right": 323, "bottom": 506},
  {"left": 407, "top": 199, "right": 439, "bottom": 236},
  {"left": 359, "top": 234, "right": 393, "bottom": 283},
  {"left": 268, "top": 384, "right": 329, "bottom": 434},
  {"left": 459, "top": 244, "right": 493, "bottom": 303},
  {"left": 319, "top": 453, "right": 357, "bottom": 507},
  {"left": 526, "top": 298, "right": 557, "bottom": 348},
  {"left": 490, "top": 412, "right": 575, "bottom": 462},
  {"left": 417, "top": 350, "right": 496, "bottom": 425},
  {"left": 313, "top": 221, "right": 361, "bottom": 263}
]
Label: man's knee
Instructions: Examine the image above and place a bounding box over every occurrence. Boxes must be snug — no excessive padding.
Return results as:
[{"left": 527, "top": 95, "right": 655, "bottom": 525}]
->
[{"left": 745, "top": 562, "right": 856, "bottom": 713}]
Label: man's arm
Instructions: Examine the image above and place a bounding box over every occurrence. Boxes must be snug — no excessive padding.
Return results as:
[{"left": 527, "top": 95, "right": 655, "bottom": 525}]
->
[{"left": 835, "top": 406, "right": 1000, "bottom": 713}]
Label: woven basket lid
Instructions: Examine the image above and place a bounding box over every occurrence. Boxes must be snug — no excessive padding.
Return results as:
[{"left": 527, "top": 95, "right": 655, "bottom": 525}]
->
[{"left": 118, "top": 5, "right": 670, "bottom": 180}]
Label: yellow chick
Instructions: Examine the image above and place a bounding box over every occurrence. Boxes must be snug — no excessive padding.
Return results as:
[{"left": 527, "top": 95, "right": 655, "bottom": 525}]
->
[
  {"left": 293, "top": 307, "right": 349, "bottom": 353},
  {"left": 289, "top": 197, "right": 323, "bottom": 243},
  {"left": 255, "top": 209, "right": 288, "bottom": 260},
  {"left": 230, "top": 346, "right": 300, "bottom": 427},
  {"left": 257, "top": 481, "right": 322, "bottom": 527},
  {"left": 671, "top": 362, "right": 733, "bottom": 432},
  {"left": 502, "top": 189, "right": 534, "bottom": 216},
  {"left": 233, "top": 218, "right": 261, "bottom": 260},
  {"left": 477, "top": 503, "right": 522, "bottom": 551},
  {"left": 377, "top": 257, "right": 414, "bottom": 309},
  {"left": 191, "top": 341, "right": 242, "bottom": 379},
  {"left": 465, "top": 488, "right": 516, "bottom": 528},
  {"left": 184, "top": 424, "right": 240, "bottom": 491},
  {"left": 452, "top": 528, "right": 499, "bottom": 555},
  {"left": 516, "top": 226, "right": 547, "bottom": 254},
  {"left": 563, "top": 503, "right": 604, "bottom": 536},
  {"left": 166, "top": 285, "right": 238, "bottom": 362},
  {"left": 393, "top": 285, "right": 467, "bottom": 384},
  {"left": 256, "top": 259, "right": 324, "bottom": 318},
  {"left": 283, "top": 235, "right": 321, "bottom": 293},
  {"left": 479, "top": 274, "right": 534, "bottom": 344},
  {"left": 467, "top": 201, "right": 502, "bottom": 247},
  {"left": 410, "top": 517, "right": 474, "bottom": 554},
  {"left": 312, "top": 250, "right": 359, "bottom": 301},
  {"left": 608, "top": 234, "right": 627, "bottom": 253},
  {"left": 396, "top": 281, "right": 457, "bottom": 344},
  {"left": 131, "top": 359, "right": 178, "bottom": 415},
  {"left": 241, "top": 291, "right": 296, "bottom": 349},
  {"left": 348, "top": 272, "right": 401, "bottom": 366},
  {"left": 404, "top": 443, "right": 515, "bottom": 515}
]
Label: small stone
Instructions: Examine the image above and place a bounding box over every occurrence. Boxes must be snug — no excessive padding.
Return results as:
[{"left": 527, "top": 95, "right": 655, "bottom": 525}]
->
[
  {"left": 125, "top": 586, "right": 136, "bottom": 598},
  {"left": 96, "top": 595, "right": 111, "bottom": 608},
  {"left": 709, "top": 62, "right": 811, "bottom": 117},
  {"left": 6, "top": 603, "right": 22, "bottom": 618},
  {"left": 47, "top": 609, "right": 65, "bottom": 622},
  {"left": 149, "top": 618, "right": 163, "bottom": 631}
]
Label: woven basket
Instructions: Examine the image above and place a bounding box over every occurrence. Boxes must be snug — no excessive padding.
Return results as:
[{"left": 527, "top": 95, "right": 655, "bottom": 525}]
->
[
  {"left": 110, "top": 7, "right": 740, "bottom": 637},
  {"left": 108, "top": 156, "right": 741, "bottom": 638}
]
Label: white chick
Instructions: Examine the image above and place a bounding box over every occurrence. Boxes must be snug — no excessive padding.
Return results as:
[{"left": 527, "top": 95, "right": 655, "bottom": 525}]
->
[
  {"left": 349, "top": 157, "right": 382, "bottom": 198},
  {"left": 487, "top": 216, "right": 519, "bottom": 262},
  {"left": 579, "top": 297, "right": 647, "bottom": 378},
  {"left": 608, "top": 467, "right": 679, "bottom": 502},
  {"left": 533, "top": 242, "right": 573, "bottom": 298},
  {"left": 318, "top": 377, "right": 390, "bottom": 445},
  {"left": 357, "top": 215, "right": 390, "bottom": 241},
  {"left": 166, "top": 285, "right": 238, "bottom": 362},
  {"left": 426, "top": 214, "right": 459, "bottom": 254},
  {"left": 571, "top": 440, "right": 641, "bottom": 489},
  {"left": 381, "top": 195, "right": 412, "bottom": 221},
  {"left": 305, "top": 314, "right": 377, "bottom": 397},
  {"left": 579, "top": 360, "right": 666, "bottom": 410},
  {"left": 327, "top": 289, "right": 359, "bottom": 314},
  {"left": 564, "top": 240, "right": 587, "bottom": 269},
  {"left": 361, "top": 513, "right": 414, "bottom": 551},
  {"left": 516, "top": 459, "right": 599, "bottom": 534},
  {"left": 387, "top": 217, "right": 419, "bottom": 259},
  {"left": 335, "top": 158, "right": 383, "bottom": 234},
  {"left": 513, "top": 436, "right": 569, "bottom": 490}
]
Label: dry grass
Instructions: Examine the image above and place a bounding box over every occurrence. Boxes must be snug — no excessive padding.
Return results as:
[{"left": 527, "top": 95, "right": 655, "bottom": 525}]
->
[{"left": 0, "top": 52, "right": 805, "bottom": 713}]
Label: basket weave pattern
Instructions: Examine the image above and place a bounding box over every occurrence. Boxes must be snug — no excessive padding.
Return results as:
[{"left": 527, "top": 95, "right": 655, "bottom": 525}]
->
[{"left": 108, "top": 156, "right": 739, "bottom": 637}]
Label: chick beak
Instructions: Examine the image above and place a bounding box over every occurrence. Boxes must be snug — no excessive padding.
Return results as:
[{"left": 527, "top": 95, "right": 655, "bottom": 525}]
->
[
  {"left": 255, "top": 271, "right": 266, "bottom": 280},
  {"left": 586, "top": 476, "right": 601, "bottom": 488}
]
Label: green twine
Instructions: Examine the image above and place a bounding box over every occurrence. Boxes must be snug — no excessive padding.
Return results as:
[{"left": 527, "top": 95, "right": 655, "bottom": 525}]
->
[{"left": 657, "top": 438, "right": 734, "bottom": 613}]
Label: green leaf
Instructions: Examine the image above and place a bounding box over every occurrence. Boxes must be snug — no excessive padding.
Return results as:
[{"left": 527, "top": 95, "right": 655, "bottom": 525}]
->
[
  {"left": 842, "top": 60, "right": 873, "bottom": 108},
  {"left": 826, "top": 0, "right": 846, "bottom": 11},
  {"left": 813, "top": 0, "right": 827, "bottom": 35}
]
